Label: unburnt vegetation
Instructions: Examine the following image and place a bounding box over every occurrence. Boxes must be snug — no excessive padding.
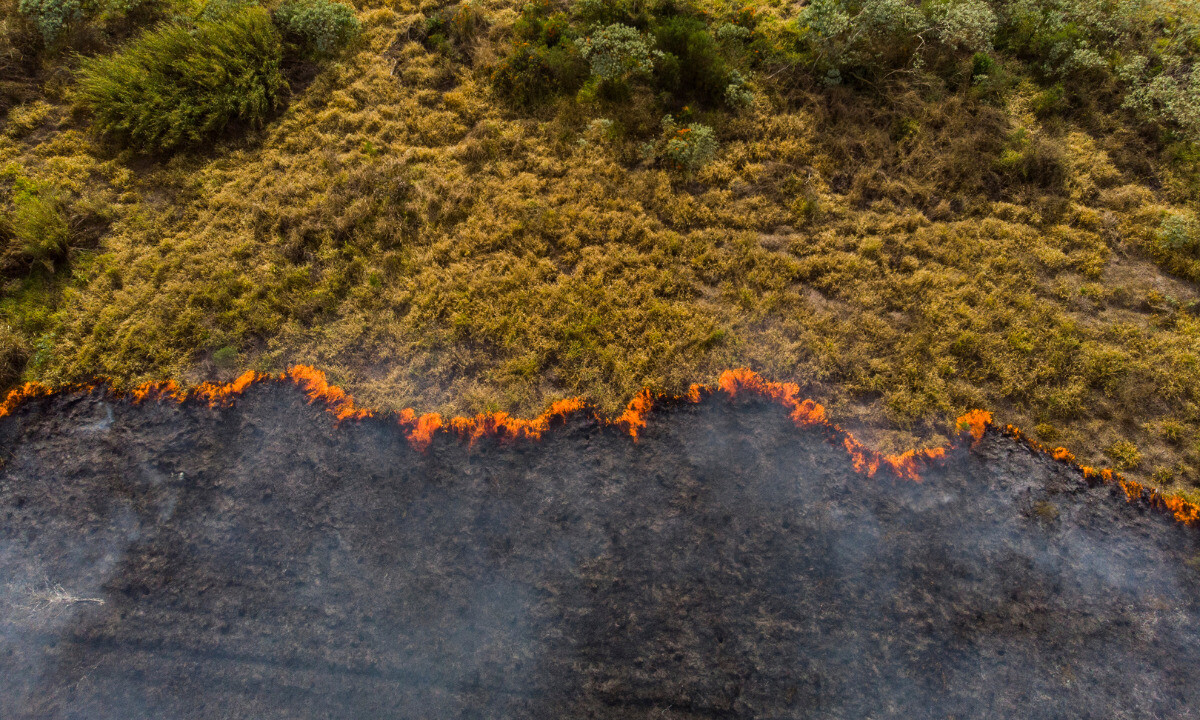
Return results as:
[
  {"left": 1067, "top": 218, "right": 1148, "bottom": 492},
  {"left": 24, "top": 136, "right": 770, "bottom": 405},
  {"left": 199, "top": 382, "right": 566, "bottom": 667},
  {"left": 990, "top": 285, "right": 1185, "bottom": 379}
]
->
[{"left": 1, "top": 0, "right": 1200, "bottom": 496}]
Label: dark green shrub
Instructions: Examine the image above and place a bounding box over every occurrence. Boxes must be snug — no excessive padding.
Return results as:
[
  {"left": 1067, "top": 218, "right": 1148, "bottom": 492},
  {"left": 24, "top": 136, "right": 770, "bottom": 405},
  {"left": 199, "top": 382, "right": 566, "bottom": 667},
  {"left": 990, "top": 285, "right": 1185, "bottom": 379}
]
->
[
  {"left": 425, "top": 0, "right": 486, "bottom": 54},
  {"left": 76, "top": 5, "right": 286, "bottom": 153},
  {"left": 651, "top": 15, "right": 730, "bottom": 106},
  {"left": 571, "top": 0, "right": 656, "bottom": 28},
  {"left": 514, "top": 0, "right": 569, "bottom": 45},
  {"left": 493, "top": 1, "right": 587, "bottom": 104},
  {"left": 273, "top": 0, "right": 359, "bottom": 59},
  {"left": 493, "top": 41, "right": 587, "bottom": 105},
  {"left": 496, "top": 0, "right": 756, "bottom": 112},
  {"left": 995, "top": 128, "right": 1066, "bottom": 188},
  {"left": 212, "top": 345, "right": 238, "bottom": 368}
]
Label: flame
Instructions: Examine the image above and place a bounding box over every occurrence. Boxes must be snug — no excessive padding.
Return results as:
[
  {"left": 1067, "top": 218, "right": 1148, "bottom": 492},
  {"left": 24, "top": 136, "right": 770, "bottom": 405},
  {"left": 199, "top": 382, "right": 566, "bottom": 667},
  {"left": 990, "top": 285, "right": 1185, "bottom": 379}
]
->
[
  {"left": 284, "top": 366, "right": 373, "bottom": 421},
  {"left": 718, "top": 368, "right": 827, "bottom": 426},
  {"left": 0, "top": 364, "right": 1195, "bottom": 529},
  {"left": 614, "top": 389, "right": 654, "bottom": 441},
  {"left": 717, "top": 368, "right": 948, "bottom": 481},
  {"left": 0, "top": 381, "right": 53, "bottom": 418},
  {"left": 1005, "top": 424, "right": 1200, "bottom": 527},
  {"left": 446, "top": 397, "right": 588, "bottom": 446},
  {"left": 192, "top": 370, "right": 263, "bottom": 406},
  {"left": 407, "top": 412, "right": 443, "bottom": 452},
  {"left": 956, "top": 409, "right": 993, "bottom": 443},
  {"left": 1051, "top": 447, "right": 1075, "bottom": 463}
]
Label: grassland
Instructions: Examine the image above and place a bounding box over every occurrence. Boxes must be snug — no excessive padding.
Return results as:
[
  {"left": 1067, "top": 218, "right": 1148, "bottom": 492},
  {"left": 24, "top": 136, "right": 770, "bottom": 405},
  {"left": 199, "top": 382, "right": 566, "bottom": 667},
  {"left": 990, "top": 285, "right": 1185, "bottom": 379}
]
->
[{"left": 3, "top": 0, "right": 1200, "bottom": 498}]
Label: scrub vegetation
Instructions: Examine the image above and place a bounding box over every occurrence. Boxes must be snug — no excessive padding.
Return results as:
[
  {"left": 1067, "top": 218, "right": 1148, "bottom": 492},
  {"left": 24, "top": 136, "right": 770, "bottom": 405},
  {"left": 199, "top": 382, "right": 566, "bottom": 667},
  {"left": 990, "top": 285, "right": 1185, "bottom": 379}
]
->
[{"left": 2, "top": 0, "right": 1200, "bottom": 495}]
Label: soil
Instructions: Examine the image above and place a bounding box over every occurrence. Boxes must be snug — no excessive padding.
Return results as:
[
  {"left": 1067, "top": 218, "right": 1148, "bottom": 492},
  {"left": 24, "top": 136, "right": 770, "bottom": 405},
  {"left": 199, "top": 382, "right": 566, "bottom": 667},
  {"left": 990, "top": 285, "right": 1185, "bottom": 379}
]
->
[{"left": 2, "top": 384, "right": 1199, "bottom": 719}]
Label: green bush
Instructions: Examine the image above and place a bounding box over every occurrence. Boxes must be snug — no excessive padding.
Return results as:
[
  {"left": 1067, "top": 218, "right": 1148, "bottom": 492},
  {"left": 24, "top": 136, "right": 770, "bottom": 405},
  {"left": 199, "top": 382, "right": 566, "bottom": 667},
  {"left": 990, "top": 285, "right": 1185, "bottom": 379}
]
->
[
  {"left": 932, "top": 0, "right": 997, "bottom": 55},
  {"left": 795, "top": 0, "right": 926, "bottom": 80},
  {"left": 273, "top": 0, "right": 359, "bottom": 59},
  {"left": 724, "top": 68, "right": 753, "bottom": 107},
  {"left": 18, "top": 0, "right": 83, "bottom": 43},
  {"left": 1120, "top": 56, "right": 1200, "bottom": 145},
  {"left": 76, "top": 5, "right": 286, "bottom": 153},
  {"left": 652, "top": 15, "right": 730, "bottom": 106},
  {"left": 18, "top": 0, "right": 156, "bottom": 46},
  {"left": 660, "top": 114, "right": 717, "bottom": 173},
  {"left": 492, "top": 0, "right": 587, "bottom": 104},
  {"left": 579, "top": 23, "right": 660, "bottom": 84},
  {"left": 1157, "top": 211, "right": 1199, "bottom": 253}
]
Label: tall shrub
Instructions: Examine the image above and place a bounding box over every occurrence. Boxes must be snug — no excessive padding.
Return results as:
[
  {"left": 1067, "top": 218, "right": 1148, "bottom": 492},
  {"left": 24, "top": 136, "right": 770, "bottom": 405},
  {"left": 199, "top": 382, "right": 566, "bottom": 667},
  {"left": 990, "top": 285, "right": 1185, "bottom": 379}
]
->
[{"left": 76, "top": 5, "right": 286, "bottom": 153}]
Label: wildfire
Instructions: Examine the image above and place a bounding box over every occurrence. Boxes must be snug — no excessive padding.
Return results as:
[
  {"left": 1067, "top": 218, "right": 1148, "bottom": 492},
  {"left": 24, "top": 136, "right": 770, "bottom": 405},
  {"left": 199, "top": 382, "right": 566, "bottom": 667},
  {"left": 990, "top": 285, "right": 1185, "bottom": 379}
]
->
[
  {"left": 717, "top": 368, "right": 946, "bottom": 482},
  {"left": 1, "top": 364, "right": 1197, "bottom": 528},
  {"left": 446, "top": 398, "right": 588, "bottom": 446},
  {"left": 1006, "top": 424, "right": 1200, "bottom": 527},
  {"left": 955, "top": 409, "right": 993, "bottom": 443},
  {"left": 615, "top": 389, "right": 654, "bottom": 440},
  {"left": 0, "top": 381, "right": 53, "bottom": 418}
]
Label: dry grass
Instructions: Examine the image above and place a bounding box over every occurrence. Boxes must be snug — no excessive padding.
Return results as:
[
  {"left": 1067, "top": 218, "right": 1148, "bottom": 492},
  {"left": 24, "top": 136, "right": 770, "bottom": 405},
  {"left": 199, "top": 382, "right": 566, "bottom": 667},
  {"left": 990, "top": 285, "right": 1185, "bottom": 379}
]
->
[{"left": 3, "top": 0, "right": 1200, "bottom": 495}]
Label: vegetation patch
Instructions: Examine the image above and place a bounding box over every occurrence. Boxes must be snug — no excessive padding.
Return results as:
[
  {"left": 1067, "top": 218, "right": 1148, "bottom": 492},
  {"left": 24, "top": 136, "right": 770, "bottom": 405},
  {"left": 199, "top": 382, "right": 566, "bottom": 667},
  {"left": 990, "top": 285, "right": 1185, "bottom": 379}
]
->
[
  {"left": 75, "top": 5, "right": 287, "bottom": 153},
  {"left": 1, "top": 0, "right": 1200, "bottom": 499}
]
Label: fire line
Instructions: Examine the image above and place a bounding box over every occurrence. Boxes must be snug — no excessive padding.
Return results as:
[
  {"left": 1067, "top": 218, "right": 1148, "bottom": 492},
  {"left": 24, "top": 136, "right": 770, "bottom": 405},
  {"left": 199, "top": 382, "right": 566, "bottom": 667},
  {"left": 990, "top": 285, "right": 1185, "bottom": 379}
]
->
[{"left": 1, "top": 365, "right": 1196, "bottom": 527}]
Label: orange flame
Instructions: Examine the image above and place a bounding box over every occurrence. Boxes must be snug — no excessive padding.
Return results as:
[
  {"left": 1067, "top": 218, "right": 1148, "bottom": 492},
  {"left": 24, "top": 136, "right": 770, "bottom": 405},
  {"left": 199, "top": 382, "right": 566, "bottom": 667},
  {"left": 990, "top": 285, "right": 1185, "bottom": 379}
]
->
[
  {"left": 284, "top": 366, "right": 373, "bottom": 421},
  {"left": 0, "top": 364, "right": 1195, "bottom": 528},
  {"left": 0, "top": 381, "right": 53, "bottom": 418},
  {"left": 407, "top": 412, "right": 443, "bottom": 452},
  {"left": 1006, "top": 424, "right": 1200, "bottom": 527},
  {"left": 718, "top": 368, "right": 948, "bottom": 481},
  {"left": 446, "top": 397, "right": 588, "bottom": 446},
  {"left": 956, "top": 409, "right": 993, "bottom": 443},
  {"left": 615, "top": 389, "right": 654, "bottom": 440},
  {"left": 1051, "top": 447, "right": 1076, "bottom": 463}
]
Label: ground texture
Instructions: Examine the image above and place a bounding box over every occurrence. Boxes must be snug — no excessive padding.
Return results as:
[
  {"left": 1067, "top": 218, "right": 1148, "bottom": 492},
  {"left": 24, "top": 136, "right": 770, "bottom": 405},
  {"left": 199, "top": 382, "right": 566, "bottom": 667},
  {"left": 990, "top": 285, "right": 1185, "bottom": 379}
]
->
[{"left": 2, "top": 385, "right": 1199, "bottom": 719}]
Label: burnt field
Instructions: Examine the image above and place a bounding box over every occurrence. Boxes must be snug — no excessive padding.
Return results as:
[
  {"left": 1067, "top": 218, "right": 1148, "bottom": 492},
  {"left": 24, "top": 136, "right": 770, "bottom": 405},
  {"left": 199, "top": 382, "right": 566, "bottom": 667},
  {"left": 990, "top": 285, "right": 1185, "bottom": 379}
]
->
[{"left": 2, "top": 384, "right": 1200, "bottom": 719}]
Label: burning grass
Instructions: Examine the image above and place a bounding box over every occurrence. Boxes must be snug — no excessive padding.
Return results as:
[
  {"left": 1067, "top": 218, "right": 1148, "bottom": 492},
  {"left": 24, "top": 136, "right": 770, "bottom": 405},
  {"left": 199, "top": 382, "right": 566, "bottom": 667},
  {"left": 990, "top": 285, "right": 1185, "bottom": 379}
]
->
[
  {"left": 3, "top": 0, "right": 1200, "bottom": 501},
  {"left": 3, "top": 363, "right": 1196, "bottom": 527}
]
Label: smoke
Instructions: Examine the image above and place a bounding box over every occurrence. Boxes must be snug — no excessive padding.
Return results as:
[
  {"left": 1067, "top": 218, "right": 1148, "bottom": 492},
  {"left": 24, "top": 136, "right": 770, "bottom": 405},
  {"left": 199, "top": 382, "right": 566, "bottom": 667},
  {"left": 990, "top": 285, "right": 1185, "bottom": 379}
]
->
[{"left": 1, "top": 384, "right": 1199, "bottom": 719}]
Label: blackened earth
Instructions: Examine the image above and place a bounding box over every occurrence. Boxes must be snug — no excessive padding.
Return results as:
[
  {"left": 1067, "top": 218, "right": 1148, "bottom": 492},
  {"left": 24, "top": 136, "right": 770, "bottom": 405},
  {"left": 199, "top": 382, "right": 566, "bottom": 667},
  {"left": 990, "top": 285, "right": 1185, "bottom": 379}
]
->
[{"left": 2, "top": 385, "right": 1199, "bottom": 719}]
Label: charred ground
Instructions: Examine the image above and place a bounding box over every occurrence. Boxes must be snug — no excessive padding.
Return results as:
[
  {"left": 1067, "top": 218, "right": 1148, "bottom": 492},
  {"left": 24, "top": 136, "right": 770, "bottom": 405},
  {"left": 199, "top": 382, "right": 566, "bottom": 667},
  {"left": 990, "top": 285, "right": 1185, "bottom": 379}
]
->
[{"left": 2, "top": 385, "right": 1200, "bottom": 719}]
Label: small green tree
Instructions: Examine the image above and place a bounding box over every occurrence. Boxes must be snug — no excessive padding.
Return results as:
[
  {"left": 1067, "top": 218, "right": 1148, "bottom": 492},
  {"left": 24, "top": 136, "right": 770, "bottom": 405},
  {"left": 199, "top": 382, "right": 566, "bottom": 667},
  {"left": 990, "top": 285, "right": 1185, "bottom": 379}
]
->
[
  {"left": 273, "top": 0, "right": 360, "bottom": 59},
  {"left": 579, "top": 23, "right": 660, "bottom": 84},
  {"left": 76, "top": 5, "right": 286, "bottom": 153},
  {"left": 18, "top": 0, "right": 84, "bottom": 43}
]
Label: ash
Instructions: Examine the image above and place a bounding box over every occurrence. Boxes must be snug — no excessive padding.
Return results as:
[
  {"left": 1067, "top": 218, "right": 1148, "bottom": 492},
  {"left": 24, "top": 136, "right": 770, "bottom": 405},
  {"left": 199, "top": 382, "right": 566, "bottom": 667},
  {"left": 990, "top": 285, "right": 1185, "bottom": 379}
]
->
[{"left": 2, "top": 386, "right": 1199, "bottom": 719}]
